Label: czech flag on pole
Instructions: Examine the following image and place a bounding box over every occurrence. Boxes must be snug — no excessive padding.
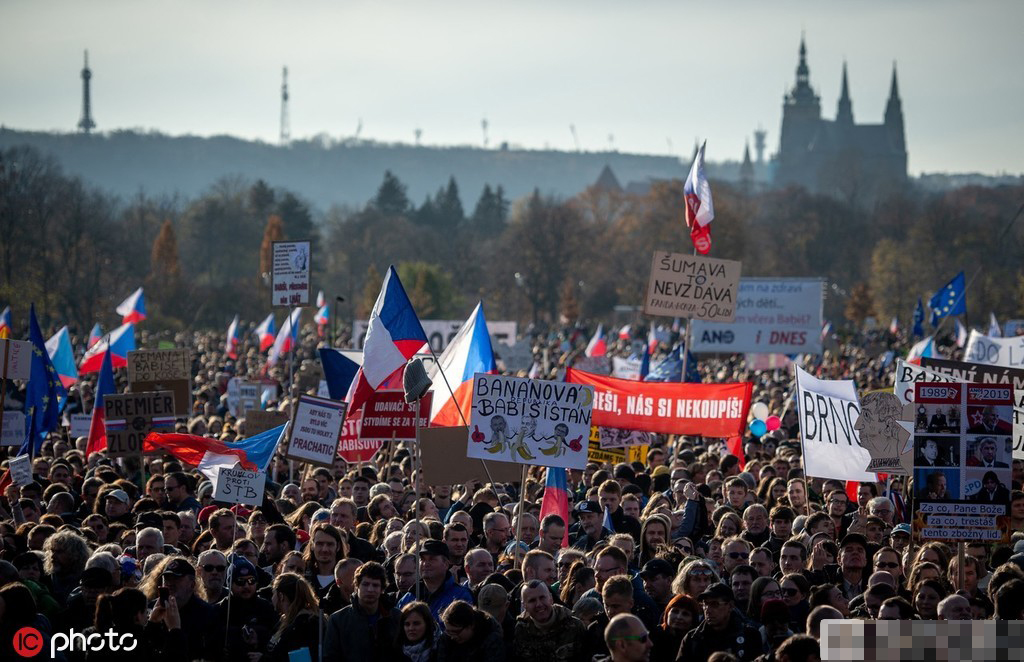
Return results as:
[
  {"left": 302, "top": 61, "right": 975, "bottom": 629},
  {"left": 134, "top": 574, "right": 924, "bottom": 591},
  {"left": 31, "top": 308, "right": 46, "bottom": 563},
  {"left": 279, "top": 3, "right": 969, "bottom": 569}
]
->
[
  {"left": 145, "top": 423, "right": 286, "bottom": 484},
  {"left": 585, "top": 324, "right": 607, "bottom": 357},
  {"left": 255, "top": 313, "right": 276, "bottom": 352},
  {"left": 267, "top": 308, "right": 301, "bottom": 367},
  {"left": 314, "top": 304, "right": 329, "bottom": 337},
  {"left": 80, "top": 323, "right": 135, "bottom": 373},
  {"left": 347, "top": 265, "right": 427, "bottom": 414},
  {"left": 85, "top": 347, "right": 116, "bottom": 456},
  {"left": 225, "top": 315, "right": 240, "bottom": 359},
  {"left": 45, "top": 326, "right": 79, "bottom": 388},
  {"left": 116, "top": 287, "right": 146, "bottom": 324},
  {"left": 0, "top": 306, "right": 10, "bottom": 339},
  {"left": 430, "top": 302, "right": 496, "bottom": 426},
  {"left": 683, "top": 140, "right": 714, "bottom": 255},
  {"left": 87, "top": 323, "right": 103, "bottom": 349},
  {"left": 538, "top": 468, "right": 570, "bottom": 548}
]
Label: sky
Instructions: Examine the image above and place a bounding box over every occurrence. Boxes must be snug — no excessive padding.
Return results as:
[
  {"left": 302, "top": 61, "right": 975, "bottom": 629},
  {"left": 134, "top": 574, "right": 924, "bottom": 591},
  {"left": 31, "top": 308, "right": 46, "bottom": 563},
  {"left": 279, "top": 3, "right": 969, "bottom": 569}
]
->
[{"left": 2, "top": 0, "right": 1022, "bottom": 175}]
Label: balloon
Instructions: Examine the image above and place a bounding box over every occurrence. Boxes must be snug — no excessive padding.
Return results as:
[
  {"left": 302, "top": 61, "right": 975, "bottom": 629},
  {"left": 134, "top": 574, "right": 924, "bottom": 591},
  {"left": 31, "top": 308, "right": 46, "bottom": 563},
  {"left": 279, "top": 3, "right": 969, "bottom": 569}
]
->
[
  {"left": 749, "top": 419, "right": 768, "bottom": 436},
  {"left": 751, "top": 402, "right": 770, "bottom": 421},
  {"left": 765, "top": 415, "right": 781, "bottom": 431}
]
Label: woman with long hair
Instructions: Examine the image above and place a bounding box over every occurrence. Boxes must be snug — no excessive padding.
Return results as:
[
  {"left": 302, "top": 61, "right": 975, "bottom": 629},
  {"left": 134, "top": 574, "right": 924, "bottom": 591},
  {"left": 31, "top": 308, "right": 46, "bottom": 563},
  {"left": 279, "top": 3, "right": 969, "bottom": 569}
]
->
[
  {"left": 397, "top": 601, "right": 439, "bottom": 662},
  {"left": 89, "top": 587, "right": 184, "bottom": 661},
  {"left": 671, "top": 560, "right": 719, "bottom": 600},
  {"left": 912, "top": 578, "right": 948, "bottom": 620},
  {"left": 714, "top": 512, "right": 742, "bottom": 539},
  {"left": 651, "top": 594, "right": 699, "bottom": 662},
  {"left": 285, "top": 502, "right": 323, "bottom": 533},
  {"left": 746, "top": 576, "right": 783, "bottom": 626},
  {"left": 258, "top": 573, "right": 326, "bottom": 662},
  {"left": 558, "top": 561, "right": 595, "bottom": 607}
]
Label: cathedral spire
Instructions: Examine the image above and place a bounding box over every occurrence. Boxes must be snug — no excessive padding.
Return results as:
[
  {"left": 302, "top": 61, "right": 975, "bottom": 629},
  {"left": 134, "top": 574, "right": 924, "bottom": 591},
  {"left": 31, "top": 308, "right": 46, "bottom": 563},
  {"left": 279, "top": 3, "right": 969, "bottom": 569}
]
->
[
  {"left": 885, "top": 61, "right": 905, "bottom": 152},
  {"left": 796, "top": 34, "right": 810, "bottom": 86},
  {"left": 836, "top": 61, "right": 853, "bottom": 125}
]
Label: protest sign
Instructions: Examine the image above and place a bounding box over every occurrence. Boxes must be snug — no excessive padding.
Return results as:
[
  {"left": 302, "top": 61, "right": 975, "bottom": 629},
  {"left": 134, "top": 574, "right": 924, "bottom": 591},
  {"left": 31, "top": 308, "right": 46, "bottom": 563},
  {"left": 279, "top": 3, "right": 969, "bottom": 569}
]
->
[
  {"left": 744, "top": 354, "right": 793, "bottom": 371},
  {"left": 271, "top": 240, "right": 311, "bottom": 307},
  {"left": 794, "top": 366, "right": 874, "bottom": 482},
  {"left": 317, "top": 380, "right": 330, "bottom": 398},
  {"left": 419, "top": 426, "right": 523, "bottom": 485},
  {"left": 353, "top": 319, "right": 518, "bottom": 353},
  {"left": 360, "top": 390, "right": 432, "bottom": 441},
  {"left": 598, "top": 426, "right": 652, "bottom": 449},
  {"left": 575, "top": 356, "right": 611, "bottom": 376},
  {"left": 587, "top": 429, "right": 649, "bottom": 465},
  {"left": 127, "top": 349, "right": 191, "bottom": 416},
  {"left": 0, "top": 339, "right": 32, "bottom": 380},
  {"left": 104, "top": 391, "right": 176, "bottom": 457},
  {"left": 213, "top": 467, "right": 266, "bottom": 506},
  {"left": 611, "top": 357, "right": 642, "bottom": 380},
  {"left": 496, "top": 339, "right": 534, "bottom": 373},
  {"left": 67, "top": 414, "right": 92, "bottom": 439},
  {"left": 644, "top": 251, "right": 741, "bottom": 322},
  {"left": 337, "top": 414, "right": 375, "bottom": 463},
  {"left": 284, "top": 395, "right": 346, "bottom": 467},
  {"left": 690, "top": 279, "right": 824, "bottom": 355},
  {"left": 567, "top": 368, "right": 751, "bottom": 437},
  {"left": 963, "top": 330, "right": 1024, "bottom": 369},
  {"left": 245, "top": 410, "right": 290, "bottom": 435},
  {"left": 227, "top": 378, "right": 261, "bottom": 418},
  {"left": 856, "top": 390, "right": 913, "bottom": 475},
  {"left": 468, "top": 374, "right": 593, "bottom": 470},
  {"left": 912, "top": 382, "right": 1012, "bottom": 543},
  {"left": 9, "top": 454, "right": 32, "bottom": 487},
  {"left": 1, "top": 411, "right": 26, "bottom": 446}
]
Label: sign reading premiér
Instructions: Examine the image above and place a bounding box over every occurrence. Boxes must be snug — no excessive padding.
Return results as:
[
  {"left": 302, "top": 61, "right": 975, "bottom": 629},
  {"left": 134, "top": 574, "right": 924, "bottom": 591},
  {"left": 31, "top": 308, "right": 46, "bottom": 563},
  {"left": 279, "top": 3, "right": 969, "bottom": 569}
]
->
[
  {"left": 104, "top": 391, "right": 176, "bottom": 457},
  {"left": 644, "top": 251, "right": 741, "bottom": 322},
  {"left": 284, "top": 395, "right": 346, "bottom": 467},
  {"left": 271, "top": 240, "right": 311, "bottom": 307}
]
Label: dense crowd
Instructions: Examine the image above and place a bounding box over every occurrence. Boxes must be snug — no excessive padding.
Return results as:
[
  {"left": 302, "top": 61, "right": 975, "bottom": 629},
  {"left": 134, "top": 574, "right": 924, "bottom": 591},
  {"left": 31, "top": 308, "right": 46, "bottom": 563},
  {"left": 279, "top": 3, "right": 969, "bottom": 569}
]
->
[{"left": 1, "top": 321, "right": 1023, "bottom": 662}]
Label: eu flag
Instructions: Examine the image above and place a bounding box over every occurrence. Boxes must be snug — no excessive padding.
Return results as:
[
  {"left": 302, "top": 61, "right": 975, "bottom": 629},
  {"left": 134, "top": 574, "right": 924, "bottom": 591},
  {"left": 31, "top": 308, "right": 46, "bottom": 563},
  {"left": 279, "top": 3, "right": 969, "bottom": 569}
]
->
[
  {"left": 19, "top": 304, "right": 67, "bottom": 456},
  {"left": 645, "top": 344, "right": 701, "bottom": 383},
  {"left": 928, "top": 272, "right": 966, "bottom": 326},
  {"left": 912, "top": 298, "right": 925, "bottom": 338}
]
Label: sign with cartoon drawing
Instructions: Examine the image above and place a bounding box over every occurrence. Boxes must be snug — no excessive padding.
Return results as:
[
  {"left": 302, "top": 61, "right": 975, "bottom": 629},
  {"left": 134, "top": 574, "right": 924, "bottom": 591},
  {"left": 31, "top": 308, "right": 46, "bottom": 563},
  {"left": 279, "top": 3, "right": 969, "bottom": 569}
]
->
[
  {"left": 856, "top": 390, "right": 914, "bottom": 475},
  {"left": 467, "top": 373, "right": 594, "bottom": 469}
]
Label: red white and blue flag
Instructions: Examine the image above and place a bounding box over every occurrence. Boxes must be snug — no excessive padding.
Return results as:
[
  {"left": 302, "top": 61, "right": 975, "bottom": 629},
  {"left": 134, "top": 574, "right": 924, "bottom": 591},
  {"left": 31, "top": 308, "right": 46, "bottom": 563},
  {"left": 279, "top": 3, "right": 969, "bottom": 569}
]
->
[
  {"left": 314, "top": 304, "right": 329, "bottom": 337},
  {"left": 347, "top": 266, "right": 427, "bottom": 414},
  {"left": 80, "top": 323, "right": 136, "bottom": 373},
  {"left": 116, "top": 287, "right": 146, "bottom": 324},
  {"left": 85, "top": 348, "right": 117, "bottom": 456},
  {"left": 0, "top": 306, "right": 10, "bottom": 339},
  {"left": 585, "top": 324, "right": 607, "bottom": 357},
  {"left": 538, "top": 467, "right": 570, "bottom": 548},
  {"left": 683, "top": 141, "right": 714, "bottom": 255},
  {"left": 45, "top": 326, "right": 79, "bottom": 388},
  {"left": 225, "top": 315, "right": 241, "bottom": 359},
  {"left": 906, "top": 335, "right": 937, "bottom": 364},
  {"left": 254, "top": 313, "right": 276, "bottom": 352},
  {"left": 618, "top": 324, "right": 632, "bottom": 341},
  {"left": 87, "top": 323, "right": 102, "bottom": 349},
  {"left": 430, "top": 302, "right": 496, "bottom": 426},
  {"left": 145, "top": 423, "right": 287, "bottom": 484},
  {"left": 316, "top": 290, "right": 326, "bottom": 308},
  {"left": 648, "top": 326, "right": 659, "bottom": 355},
  {"left": 267, "top": 308, "right": 301, "bottom": 367}
]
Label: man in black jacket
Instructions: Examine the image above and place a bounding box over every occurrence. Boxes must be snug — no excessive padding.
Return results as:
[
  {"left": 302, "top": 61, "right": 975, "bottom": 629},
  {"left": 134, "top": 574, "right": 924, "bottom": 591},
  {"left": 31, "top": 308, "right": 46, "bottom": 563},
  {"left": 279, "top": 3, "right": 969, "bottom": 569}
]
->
[{"left": 677, "top": 582, "right": 761, "bottom": 662}]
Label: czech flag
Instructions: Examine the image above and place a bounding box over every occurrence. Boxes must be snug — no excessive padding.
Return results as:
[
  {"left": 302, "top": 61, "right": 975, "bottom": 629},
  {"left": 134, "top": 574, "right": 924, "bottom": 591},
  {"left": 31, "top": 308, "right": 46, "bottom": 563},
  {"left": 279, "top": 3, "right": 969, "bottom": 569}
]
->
[
  {"left": 314, "top": 304, "right": 329, "bottom": 338},
  {"left": 585, "top": 324, "right": 607, "bottom": 357},
  {"left": 430, "top": 302, "right": 496, "bottom": 426},
  {"left": 647, "top": 326, "right": 659, "bottom": 355},
  {"left": 116, "top": 287, "right": 147, "bottom": 324},
  {"left": 45, "top": 326, "right": 79, "bottom": 388},
  {"left": 347, "top": 265, "right": 427, "bottom": 414},
  {"left": 639, "top": 344, "right": 651, "bottom": 380},
  {"left": 145, "top": 423, "right": 286, "bottom": 484},
  {"left": 0, "top": 306, "right": 10, "bottom": 339},
  {"left": 318, "top": 348, "right": 361, "bottom": 401},
  {"left": 906, "top": 335, "right": 936, "bottom": 364},
  {"left": 683, "top": 140, "right": 714, "bottom": 254},
  {"left": 80, "top": 322, "right": 135, "bottom": 373},
  {"left": 538, "top": 468, "right": 570, "bottom": 548},
  {"left": 87, "top": 323, "right": 103, "bottom": 349},
  {"left": 267, "top": 308, "right": 301, "bottom": 367},
  {"left": 225, "top": 315, "right": 240, "bottom": 359},
  {"left": 85, "top": 348, "right": 116, "bottom": 456},
  {"left": 618, "top": 324, "right": 631, "bottom": 341},
  {"left": 316, "top": 290, "right": 326, "bottom": 308},
  {"left": 255, "top": 313, "right": 276, "bottom": 352}
]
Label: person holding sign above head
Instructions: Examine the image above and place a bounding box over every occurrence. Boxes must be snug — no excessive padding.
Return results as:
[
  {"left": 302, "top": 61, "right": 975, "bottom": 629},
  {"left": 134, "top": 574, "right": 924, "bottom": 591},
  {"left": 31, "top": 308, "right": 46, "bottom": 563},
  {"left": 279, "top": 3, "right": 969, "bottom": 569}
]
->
[
  {"left": 970, "top": 471, "right": 1010, "bottom": 504},
  {"left": 967, "top": 437, "right": 1009, "bottom": 468}
]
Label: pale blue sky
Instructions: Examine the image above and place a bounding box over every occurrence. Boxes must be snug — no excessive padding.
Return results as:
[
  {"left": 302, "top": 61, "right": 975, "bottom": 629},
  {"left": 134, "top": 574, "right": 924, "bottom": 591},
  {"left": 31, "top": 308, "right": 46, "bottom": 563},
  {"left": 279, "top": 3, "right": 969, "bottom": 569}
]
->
[{"left": 2, "top": 0, "right": 1021, "bottom": 174}]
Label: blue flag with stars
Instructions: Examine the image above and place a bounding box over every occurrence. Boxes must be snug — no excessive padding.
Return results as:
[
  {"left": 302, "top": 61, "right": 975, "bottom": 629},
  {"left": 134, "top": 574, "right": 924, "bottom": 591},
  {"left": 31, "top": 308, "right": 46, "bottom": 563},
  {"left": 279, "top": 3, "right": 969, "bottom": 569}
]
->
[
  {"left": 19, "top": 304, "right": 67, "bottom": 457},
  {"left": 912, "top": 298, "right": 925, "bottom": 338},
  {"left": 928, "top": 272, "right": 966, "bottom": 326},
  {"left": 645, "top": 344, "right": 700, "bottom": 383}
]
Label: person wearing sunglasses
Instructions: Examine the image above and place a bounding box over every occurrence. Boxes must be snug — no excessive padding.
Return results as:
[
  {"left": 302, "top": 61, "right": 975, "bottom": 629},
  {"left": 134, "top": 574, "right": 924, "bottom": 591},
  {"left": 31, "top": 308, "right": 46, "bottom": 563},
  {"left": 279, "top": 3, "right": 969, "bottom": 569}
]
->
[
  {"left": 217, "top": 556, "right": 277, "bottom": 661},
  {"left": 679, "top": 582, "right": 762, "bottom": 661},
  {"left": 604, "top": 613, "right": 653, "bottom": 662},
  {"left": 197, "top": 549, "right": 230, "bottom": 603}
]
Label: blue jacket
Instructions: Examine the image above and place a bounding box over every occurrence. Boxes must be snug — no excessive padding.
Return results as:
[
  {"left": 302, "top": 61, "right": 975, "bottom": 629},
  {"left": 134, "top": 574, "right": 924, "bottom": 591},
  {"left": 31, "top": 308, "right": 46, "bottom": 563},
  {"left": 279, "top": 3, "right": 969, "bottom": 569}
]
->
[{"left": 397, "top": 575, "right": 473, "bottom": 624}]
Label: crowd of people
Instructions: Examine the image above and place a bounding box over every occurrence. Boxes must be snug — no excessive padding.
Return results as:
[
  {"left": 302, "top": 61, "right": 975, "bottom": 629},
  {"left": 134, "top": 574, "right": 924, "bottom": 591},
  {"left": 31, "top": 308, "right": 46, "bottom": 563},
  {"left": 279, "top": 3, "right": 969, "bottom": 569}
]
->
[{"left": 1, "top": 320, "right": 1023, "bottom": 662}]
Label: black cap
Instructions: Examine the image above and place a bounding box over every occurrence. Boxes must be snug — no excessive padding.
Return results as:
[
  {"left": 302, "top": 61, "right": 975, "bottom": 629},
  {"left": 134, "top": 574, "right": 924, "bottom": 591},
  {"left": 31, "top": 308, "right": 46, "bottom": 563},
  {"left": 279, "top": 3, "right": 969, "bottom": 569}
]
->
[
  {"left": 840, "top": 532, "right": 868, "bottom": 550},
  {"left": 639, "top": 559, "right": 674, "bottom": 579},
  {"left": 136, "top": 511, "right": 163, "bottom": 530},
  {"left": 698, "top": 582, "right": 734, "bottom": 603},
  {"left": 575, "top": 500, "right": 602, "bottom": 515},
  {"left": 161, "top": 557, "right": 196, "bottom": 578},
  {"left": 418, "top": 539, "right": 450, "bottom": 558},
  {"left": 80, "top": 567, "right": 113, "bottom": 588}
]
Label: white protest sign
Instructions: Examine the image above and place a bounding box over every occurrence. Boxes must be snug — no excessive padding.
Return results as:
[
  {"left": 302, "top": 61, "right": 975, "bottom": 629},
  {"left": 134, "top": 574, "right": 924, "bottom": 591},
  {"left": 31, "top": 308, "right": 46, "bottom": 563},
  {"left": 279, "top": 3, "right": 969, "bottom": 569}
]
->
[
  {"left": 611, "top": 357, "right": 643, "bottom": 380},
  {"left": 1, "top": 411, "right": 26, "bottom": 446},
  {"left": 271, "top": 240, "right": 311, "bottom": 307},
  {"left": 963, "top": 330, "right": 1024, "bottom": 369},
  {"left": 691, "top": 279, "right": 824, "bottom": 355},
  {"left": 9, "top": 454, "right": 32, "bottom": 486},
  {"left": 795, "top": 366, "right": 874, "bottom": 482},
  {"left": 284, "top": 395, "right": 346, "bottom": 467},
  {"left": 352, "top": 319, "right": 518, "bottom": 353},
  {"left": 213, "top": 467, "right": 266, "bottom": 506},
  {"left": 468, "top": 373, "right": 594, "bottom": 470},
  {"left": 227, "top": 378, "right": 261, "bottom": 417},
  {"left": 0, "top": 339, "right": 33, "bottom": 380},
  {"left": 67, "top": 414, "right": 92, "bottom": 439},
  {"left": 644, "top": 251, "right": 741, "bottom": 322}
]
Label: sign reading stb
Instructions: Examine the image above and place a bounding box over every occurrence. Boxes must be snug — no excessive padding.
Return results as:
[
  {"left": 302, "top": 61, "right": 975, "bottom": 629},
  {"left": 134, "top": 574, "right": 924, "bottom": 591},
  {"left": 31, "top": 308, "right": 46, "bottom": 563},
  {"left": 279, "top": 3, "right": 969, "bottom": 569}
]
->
[{"left": 214, "top": 467, "right": 265, "bottom": 506}]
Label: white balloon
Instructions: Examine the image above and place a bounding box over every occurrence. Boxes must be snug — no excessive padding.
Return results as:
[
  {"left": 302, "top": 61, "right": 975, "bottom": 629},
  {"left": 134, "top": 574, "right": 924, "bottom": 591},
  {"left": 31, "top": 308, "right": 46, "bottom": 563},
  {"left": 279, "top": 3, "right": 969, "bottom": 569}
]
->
[{"left": 751, "top": 402, "right": 770, "bottom": 422}]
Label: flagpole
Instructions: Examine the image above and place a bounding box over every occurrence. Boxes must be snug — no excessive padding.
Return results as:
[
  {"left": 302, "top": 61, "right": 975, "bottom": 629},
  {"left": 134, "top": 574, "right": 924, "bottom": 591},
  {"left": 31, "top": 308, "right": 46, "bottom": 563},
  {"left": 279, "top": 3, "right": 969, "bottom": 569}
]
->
[
  {"left": 674, "top": 244, "right": 698, "bottom": 468},
  {"left": 0, "top": 340, "right": 9, "bottom": 452}
]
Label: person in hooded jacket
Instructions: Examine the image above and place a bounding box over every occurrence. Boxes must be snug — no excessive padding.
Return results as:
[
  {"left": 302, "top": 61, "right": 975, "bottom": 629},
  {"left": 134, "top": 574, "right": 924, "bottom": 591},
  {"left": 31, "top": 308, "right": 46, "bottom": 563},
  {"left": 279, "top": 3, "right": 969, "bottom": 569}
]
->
[{"left": 436, "top": 600, "right": 505, "bottom": 662}]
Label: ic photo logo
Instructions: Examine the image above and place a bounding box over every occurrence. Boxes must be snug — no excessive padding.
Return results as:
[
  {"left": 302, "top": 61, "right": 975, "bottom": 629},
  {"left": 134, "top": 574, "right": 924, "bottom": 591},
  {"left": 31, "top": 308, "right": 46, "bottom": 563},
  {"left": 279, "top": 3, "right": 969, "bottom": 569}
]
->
[{"left": 12, "top": 627, "right": 137, "bottom": 658}]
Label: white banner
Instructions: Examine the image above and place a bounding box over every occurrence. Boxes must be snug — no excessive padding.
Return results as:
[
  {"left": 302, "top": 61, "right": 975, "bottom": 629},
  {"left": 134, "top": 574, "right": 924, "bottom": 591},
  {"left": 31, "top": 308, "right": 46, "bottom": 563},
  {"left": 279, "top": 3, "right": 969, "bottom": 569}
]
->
[
  {"left": 963, "top": 330, "right": 1024, "bottom": 369},
  {"left": 795, "top": 366, "right": 874, "bottom": 482},
  {"left": 690, "top": 279, "right": 824, "bottom": 355},
  {"left": 352, "top": 319, "right": 517, "bottom": 354},
  {"left": 611, "top": 357, "right": 643, "bottom": 380},
  {"left": 284, "top": 395, "right": 346, "bottom": 467}
]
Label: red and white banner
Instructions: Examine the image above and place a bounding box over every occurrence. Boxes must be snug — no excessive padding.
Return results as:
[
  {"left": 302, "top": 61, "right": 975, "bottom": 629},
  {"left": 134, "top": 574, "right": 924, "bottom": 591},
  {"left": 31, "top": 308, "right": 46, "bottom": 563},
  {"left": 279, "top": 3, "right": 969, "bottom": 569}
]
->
[
  {"left": 566, "top": 368, "right": 752, "bottom": 437},
  {"left": 336, "top": 414, "right": 371, "bottom": 463}
]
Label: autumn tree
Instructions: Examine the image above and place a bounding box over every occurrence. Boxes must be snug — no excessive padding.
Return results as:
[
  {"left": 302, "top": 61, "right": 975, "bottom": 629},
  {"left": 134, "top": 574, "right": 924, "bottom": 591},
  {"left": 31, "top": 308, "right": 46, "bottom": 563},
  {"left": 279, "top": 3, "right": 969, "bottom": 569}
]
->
[
  {"left": 148, "top": 219, "right": 183, "bottom": 320},
  {"left": 359, "top": 263, "right": 382, "bottom": 319},
  {"left": 260, "top": 214, "right": 285, "bottom": 278},
  {"left": 845, "top": 283, "right": 877, "bottom": 327}
]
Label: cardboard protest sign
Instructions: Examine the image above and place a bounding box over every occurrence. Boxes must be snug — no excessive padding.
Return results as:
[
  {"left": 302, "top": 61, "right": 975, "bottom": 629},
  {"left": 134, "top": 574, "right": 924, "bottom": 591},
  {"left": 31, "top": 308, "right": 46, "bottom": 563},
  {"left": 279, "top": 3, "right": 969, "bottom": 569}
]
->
[
  {"left": 963, "top": 330, "right": 1024, "bottom": 369},
  {"left": 127, "top": 349, "right": 191, "bottom": 416},
  {"left": 227, "top": 378, "right": 261, "bottom": 418},
  {"left": 244, "top": 410, "right": 290, "bottom": 435},
  {"left": 353, "top": 319, "right": 517, "bottom": 353},
  {"left": 284, "top": 395, "right": 346, "bottom": 467},
  {"left": 213, "top": 467, "right": 266, "bottom": 506},
  {"left": 67, "top": 414, "right": 91, "bottom": 439},
  {"left": 794, "top": 366, "right": 874, "bottom": 482},
  {"left": 856, "top": 390, "right": 913, "bottom": 475},
  {"left": 912, "top": 382, "right": 1012, "bottom": 543},
  {"left": 9, "top": 454, "right": 32, "bottom": 486},
  {"left": 644, "top": 251, "right": 741, "bottom": 322},
  {"left": 611, "top": 357, "right": 643, "bottom": 380},
  {"left": 567, "top": 368, "right": 751, "bottom": 438},
  {"left": 690, "top": 279, "right": 824, "bottom": 355},
  {"left": 104, "top": 391, "right": 176, "bottom": 457},
  {"left": 0, "top": 339, "right": 32, "bottom": 380},
  {"left": 575, "top": 356, "right": 611, "bottom": 375},
  {"left": 271, "top": 240, "right": 311, "bottom": 307},
  {"left": 419, "top": 426, "right": 523, "bottom": 485},
  {"left": 1, "top": 411, "right": 26, "bottom": 446},
  {"left": 468, "top": 374, "right": 593, "bottom": 470},
  {"left": 360, "top": 391, "right": 432, "bottom": 441}
]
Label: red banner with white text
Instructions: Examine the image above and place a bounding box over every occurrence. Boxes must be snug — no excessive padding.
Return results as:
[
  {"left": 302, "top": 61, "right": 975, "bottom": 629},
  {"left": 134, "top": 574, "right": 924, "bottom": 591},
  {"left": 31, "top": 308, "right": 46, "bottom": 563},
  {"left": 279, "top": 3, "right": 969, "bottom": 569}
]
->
[{"left": 566, "top": 368, "right": 752, "bottom": 437}]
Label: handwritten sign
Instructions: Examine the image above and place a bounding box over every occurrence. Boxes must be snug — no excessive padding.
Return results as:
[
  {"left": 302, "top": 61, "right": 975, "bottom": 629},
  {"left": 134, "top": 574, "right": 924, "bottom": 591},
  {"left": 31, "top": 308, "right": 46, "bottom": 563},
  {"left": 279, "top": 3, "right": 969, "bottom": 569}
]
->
[
  {"left": 644, "top": 251, "right": 741, "bottom": 322},
  {"left": 795, "top": 367, "right": 874, "bottom": 482},
  {"left": 963, "top": 331, "right": 1024, "bottom": 369},
  {"left": 360, "top": 390, "right": 432, "bottom": 442},
  {"left": 284, "top": 395, "right": 346, "bottom": 467},
  {"left": 213, "top": 467, "right": 266, "bottom": 506},
  {"left": 1, "top": 411, "right": 26, "bottom": 446},
  {"left": 127, "top": 349, "right": 191, "bottom": 416},
  {"left": 227, "top": 378, "right": 261, "bottom": 418},
  {"left": 9, "top": 454, "right": 32, "bottom": 486},
  {"left": 0, "top": 339, "right": 32, "bottom": 380},
  {"left": 271, "top": 240, "right": 311, "bottom": 307}
]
